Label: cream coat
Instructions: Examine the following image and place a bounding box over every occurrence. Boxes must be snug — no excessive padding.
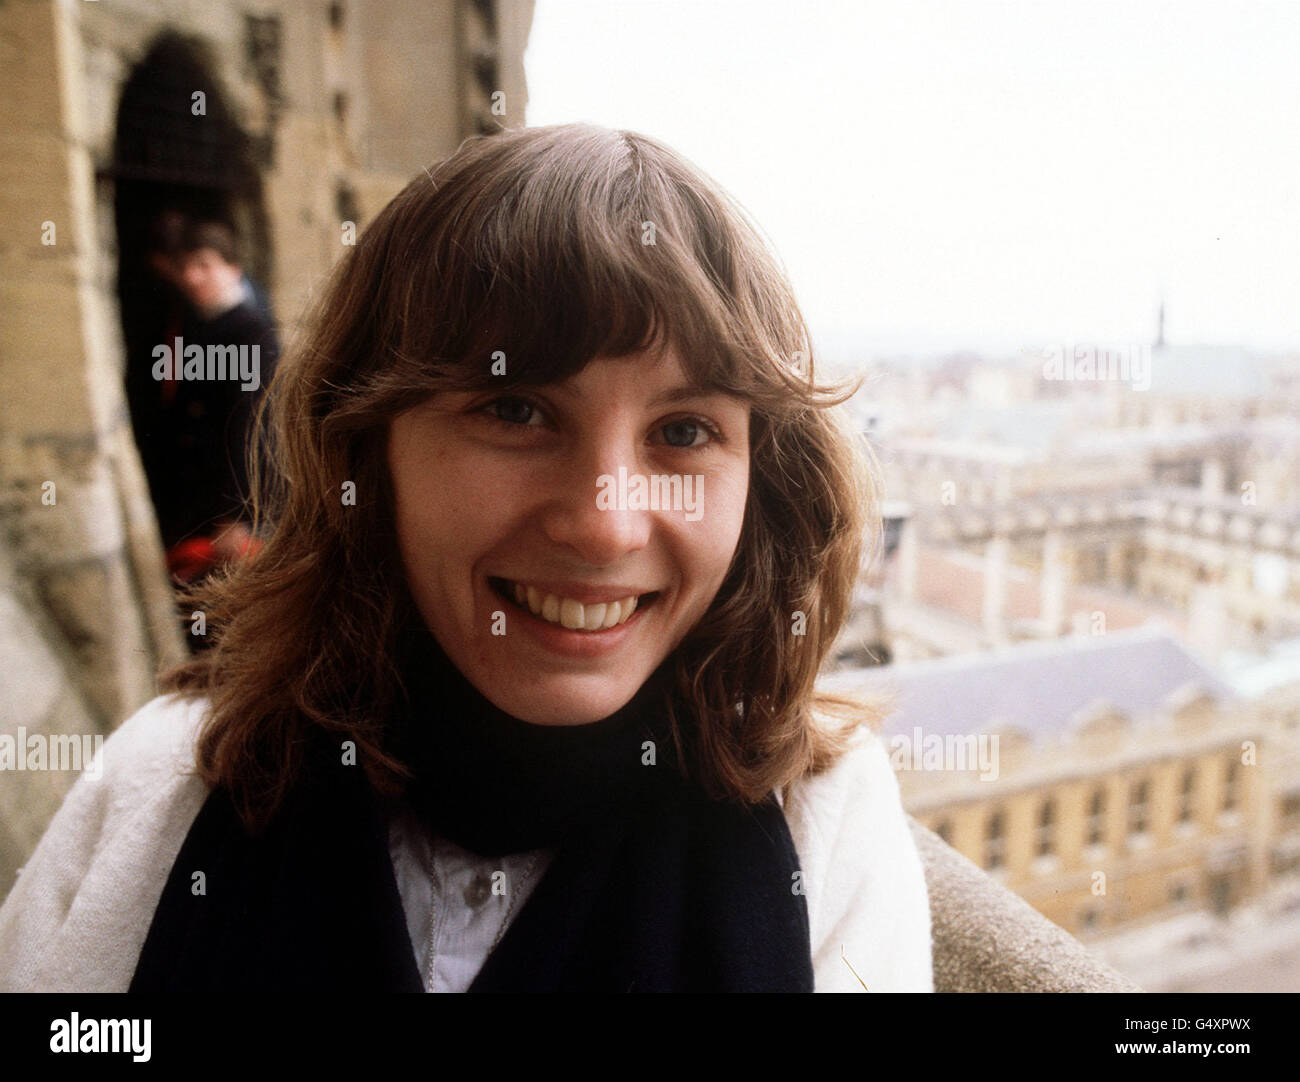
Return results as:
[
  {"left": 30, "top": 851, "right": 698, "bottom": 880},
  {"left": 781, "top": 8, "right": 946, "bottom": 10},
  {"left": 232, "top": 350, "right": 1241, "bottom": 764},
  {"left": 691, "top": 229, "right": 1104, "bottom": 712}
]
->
[{"left": 0, "top": 693, "right": 933, "bottom": 992}]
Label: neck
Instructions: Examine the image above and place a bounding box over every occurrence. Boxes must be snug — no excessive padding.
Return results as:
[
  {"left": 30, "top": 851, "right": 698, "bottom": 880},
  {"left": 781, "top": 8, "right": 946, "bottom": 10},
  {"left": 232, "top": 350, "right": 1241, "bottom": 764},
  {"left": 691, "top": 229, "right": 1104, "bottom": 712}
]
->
[{"left": 397, "top": 623, "right": 678, "bottom": 856}]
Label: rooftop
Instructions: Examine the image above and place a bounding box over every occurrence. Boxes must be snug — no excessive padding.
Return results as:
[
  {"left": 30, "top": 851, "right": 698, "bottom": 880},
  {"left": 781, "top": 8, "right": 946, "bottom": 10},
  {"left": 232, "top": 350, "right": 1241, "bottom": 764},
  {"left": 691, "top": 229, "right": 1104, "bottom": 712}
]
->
[{"left": 821, "top": 625, "right": 1237, "bottom": 740}]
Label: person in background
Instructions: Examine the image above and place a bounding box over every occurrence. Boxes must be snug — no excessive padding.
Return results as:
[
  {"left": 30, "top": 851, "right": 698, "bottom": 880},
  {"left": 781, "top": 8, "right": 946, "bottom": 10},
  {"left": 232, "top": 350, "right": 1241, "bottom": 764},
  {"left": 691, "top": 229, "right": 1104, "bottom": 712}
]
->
[{"left": 135, "top": 219, "right": 280, "bottom": 584}]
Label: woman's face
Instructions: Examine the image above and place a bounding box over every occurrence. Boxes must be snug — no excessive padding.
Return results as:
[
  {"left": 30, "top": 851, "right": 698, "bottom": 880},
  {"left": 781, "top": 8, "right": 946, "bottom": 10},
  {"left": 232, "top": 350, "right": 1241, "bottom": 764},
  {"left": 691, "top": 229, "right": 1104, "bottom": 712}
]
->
[{"left": 387, "top": 346, "right": 751, "bottom": 725}]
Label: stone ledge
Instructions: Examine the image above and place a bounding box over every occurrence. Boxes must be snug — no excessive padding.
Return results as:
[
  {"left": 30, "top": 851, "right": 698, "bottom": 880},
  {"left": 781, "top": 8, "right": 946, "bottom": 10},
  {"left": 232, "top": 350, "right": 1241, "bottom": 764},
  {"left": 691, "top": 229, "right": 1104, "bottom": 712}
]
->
[{"left": 909, "top": 816, "right": 1143, "bottom": 992}]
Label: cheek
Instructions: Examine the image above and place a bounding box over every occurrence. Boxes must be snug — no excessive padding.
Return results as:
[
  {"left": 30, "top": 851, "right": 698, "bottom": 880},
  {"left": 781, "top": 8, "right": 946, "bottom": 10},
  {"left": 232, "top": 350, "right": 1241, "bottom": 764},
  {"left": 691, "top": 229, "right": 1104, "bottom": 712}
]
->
[
  {"left": 388, "top": 427, "right": 443, "bottom": 568},
  {"left": 710, "top": 464, "right": 750, "bottom": 546},
  {"left": 388, "top": 434, "right": 527, "bottom": 571},
  {"left": 682, "top": 465, "right": 749, "bottom": 588}
]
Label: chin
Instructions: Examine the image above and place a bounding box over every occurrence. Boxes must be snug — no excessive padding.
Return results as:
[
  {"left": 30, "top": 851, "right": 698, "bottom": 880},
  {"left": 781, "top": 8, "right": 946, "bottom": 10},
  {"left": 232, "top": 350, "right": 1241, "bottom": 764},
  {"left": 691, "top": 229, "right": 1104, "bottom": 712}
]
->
[{"left": 489, "top": 674, "right": 645, "bottom": 727}]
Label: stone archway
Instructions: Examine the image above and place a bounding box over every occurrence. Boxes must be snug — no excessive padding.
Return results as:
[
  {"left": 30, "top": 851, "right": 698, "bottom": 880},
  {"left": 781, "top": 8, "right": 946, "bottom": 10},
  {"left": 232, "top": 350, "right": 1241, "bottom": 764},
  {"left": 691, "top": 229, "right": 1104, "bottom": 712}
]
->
[{"left": 111, "top": 30, "right": 273, "bottom": 441}]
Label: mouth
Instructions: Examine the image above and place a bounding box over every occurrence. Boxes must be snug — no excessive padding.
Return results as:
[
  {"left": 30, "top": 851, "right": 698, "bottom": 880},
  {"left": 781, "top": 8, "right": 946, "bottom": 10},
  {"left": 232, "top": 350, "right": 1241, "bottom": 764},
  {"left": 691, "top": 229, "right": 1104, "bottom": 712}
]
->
[{"left": 488, "top": 576, "right": 661, "bottom": 633}]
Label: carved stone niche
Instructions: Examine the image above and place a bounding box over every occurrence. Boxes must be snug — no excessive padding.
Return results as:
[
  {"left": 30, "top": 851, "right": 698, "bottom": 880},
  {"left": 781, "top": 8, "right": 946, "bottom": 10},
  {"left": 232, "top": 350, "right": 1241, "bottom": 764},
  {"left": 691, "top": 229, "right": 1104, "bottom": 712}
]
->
[{"left": 1068, "top": 699, "right": 1133, "bottom": 758}]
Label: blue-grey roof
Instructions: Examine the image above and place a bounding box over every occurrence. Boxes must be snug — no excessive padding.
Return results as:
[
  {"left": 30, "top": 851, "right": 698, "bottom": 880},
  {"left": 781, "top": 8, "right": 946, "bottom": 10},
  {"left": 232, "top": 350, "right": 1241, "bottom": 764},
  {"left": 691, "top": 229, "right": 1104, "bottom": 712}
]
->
[{"left": 821, "top": 626, "right": 1238, "bottom": 740}]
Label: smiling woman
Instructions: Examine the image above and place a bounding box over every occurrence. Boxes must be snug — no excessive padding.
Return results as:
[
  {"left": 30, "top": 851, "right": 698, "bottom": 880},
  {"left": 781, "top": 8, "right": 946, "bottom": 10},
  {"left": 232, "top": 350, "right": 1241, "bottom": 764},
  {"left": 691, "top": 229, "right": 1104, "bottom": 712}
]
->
[{"left": 0, "top": 123, "right": 933, "bottom": 993}]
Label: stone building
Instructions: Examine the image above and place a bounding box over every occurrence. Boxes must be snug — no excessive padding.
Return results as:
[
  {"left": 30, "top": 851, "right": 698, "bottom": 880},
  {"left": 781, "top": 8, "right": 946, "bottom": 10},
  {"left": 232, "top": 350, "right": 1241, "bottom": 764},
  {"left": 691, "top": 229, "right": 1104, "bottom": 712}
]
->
[
  {"left": 864, "top": 336, "right": 1300, "bottom": 665},
  {"left": 824, "top": 626, "right": 1300, "bottom": 954},
  {"left": 0, "top": 0, "right": 535, "bottom": 893},
  {"left": 873, "top": 433, "right": 1300, "bottom": 663}
]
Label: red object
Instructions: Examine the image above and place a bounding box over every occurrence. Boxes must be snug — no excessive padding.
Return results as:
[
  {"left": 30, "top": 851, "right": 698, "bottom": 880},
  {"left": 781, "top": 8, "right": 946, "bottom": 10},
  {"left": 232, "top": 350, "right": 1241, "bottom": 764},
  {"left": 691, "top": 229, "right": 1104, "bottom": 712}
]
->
[
  {"left": 167, "top": 537, "right": 217, "bottom": 582},
  {"left": 166, "top": 533, "right": 263, "bottom": 582}
]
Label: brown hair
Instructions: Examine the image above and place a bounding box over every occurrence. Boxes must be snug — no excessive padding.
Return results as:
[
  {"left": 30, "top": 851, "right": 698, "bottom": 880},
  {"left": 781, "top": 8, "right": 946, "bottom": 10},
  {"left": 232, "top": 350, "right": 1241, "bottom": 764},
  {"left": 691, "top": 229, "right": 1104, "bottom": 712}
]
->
[
  {"left": 163, "top": 123, "right": 887, "bottom": 833},
  {"left": 147, "top": 209, "right": 189, "bottom": 257},
  {"left": 181, "top": 220, "right": 239, "bottom": 265}
]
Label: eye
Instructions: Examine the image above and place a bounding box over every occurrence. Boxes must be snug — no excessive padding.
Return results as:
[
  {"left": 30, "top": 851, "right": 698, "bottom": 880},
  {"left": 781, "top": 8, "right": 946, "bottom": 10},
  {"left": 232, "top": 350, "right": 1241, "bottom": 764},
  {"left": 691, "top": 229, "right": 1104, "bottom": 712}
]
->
[
  {"left": 479, "top": 395, "right": 546, "bottom": 428},
  {"left": 657, "top": 416, "right": 722, "bottom": 450}
]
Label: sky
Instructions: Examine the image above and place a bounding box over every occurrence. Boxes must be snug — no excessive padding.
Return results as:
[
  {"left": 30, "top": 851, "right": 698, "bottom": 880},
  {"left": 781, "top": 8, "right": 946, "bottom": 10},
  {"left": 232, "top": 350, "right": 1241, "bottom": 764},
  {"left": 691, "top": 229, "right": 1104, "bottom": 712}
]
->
[{"left": 523, "top": 0, "right": 1300, "bottom": 361}]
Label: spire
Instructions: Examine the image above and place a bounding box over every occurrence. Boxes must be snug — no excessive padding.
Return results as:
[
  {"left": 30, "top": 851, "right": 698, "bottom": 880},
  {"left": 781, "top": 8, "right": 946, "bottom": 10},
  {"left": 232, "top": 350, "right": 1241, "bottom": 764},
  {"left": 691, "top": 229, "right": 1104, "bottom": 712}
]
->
[{"left": 1154, "top": 296, "right": 1165, "bottom": 350}]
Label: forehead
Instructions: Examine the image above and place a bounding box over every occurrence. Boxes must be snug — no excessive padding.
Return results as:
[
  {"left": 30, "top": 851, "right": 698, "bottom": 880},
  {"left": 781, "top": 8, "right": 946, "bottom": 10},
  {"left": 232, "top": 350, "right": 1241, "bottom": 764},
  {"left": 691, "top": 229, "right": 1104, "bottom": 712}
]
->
[
  {"left": 547, "top": 347, "right": 741, "bottom": 405},
  {"left": 577, "top": 346, "right": 682, "bottom": 382}
]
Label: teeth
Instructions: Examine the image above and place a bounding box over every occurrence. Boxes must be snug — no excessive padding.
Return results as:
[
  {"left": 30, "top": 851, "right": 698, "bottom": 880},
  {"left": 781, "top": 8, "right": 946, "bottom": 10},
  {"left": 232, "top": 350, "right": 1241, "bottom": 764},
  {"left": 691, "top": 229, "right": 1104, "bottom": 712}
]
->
[
  {"left": 560, "top": 598, "right": 584, "bottom": 630},
  {"left": 504, "top": 580, "right": 643, "bottom": 632}
]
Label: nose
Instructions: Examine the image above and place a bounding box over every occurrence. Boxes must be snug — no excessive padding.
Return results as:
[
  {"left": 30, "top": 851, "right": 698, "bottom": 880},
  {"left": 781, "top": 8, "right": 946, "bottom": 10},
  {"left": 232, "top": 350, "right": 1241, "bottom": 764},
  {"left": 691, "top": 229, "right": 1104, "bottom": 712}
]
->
[{"left": 538, "top": 435, "right": 653, "bottom": 567}]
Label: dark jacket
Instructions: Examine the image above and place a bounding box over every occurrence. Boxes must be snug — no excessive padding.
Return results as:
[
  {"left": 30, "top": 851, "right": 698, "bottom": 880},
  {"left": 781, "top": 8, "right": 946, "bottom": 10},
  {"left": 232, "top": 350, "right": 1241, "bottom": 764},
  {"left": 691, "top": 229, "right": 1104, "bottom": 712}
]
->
[{"left": 127, "top": 300, "right": 279, "bottom": 549}]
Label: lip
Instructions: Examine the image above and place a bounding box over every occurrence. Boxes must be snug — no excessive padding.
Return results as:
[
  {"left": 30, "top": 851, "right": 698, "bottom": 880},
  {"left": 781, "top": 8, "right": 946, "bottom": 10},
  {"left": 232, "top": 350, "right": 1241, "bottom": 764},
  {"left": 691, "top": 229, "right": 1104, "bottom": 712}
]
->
[
  {"left": 490, "top": 577, "right": 659, "bottom": 605},
  {"left": 486, "top": 576, "right": 656, "bottom": 659}
]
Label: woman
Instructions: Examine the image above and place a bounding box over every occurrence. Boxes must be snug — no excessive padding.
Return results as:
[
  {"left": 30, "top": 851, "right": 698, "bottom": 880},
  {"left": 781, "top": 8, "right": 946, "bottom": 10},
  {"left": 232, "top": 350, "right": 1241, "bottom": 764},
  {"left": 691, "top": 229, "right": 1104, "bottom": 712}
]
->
[{"left": 0, "top": 124, "right": 931, "bottom": 993}]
